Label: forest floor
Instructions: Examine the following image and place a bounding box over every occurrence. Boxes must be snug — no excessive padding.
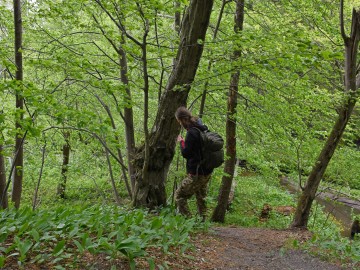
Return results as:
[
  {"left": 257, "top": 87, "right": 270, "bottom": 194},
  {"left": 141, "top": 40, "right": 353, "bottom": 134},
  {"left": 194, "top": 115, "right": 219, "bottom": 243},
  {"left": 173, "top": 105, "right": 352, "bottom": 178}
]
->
[
  {"left": 85, "top": 226, "right": 350, "bottom": 270},
  {"left": 4, "top": 226, "right": 353, "bottom": 269}
]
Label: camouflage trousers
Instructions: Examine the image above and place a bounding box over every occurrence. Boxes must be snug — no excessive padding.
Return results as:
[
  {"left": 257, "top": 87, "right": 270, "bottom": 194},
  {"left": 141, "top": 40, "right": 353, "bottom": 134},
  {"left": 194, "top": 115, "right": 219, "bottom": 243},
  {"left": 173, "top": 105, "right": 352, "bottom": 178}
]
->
[{"left": 175, "top": 174, "right": 212, "bottom": 220}]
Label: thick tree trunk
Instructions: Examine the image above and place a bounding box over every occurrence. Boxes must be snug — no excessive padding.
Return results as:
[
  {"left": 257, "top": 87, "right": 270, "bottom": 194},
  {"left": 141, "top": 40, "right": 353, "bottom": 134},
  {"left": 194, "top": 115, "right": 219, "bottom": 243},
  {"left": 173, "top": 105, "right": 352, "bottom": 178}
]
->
[
  {"left": 133, "top": 0, "right": 214, "bottom": 208},
  {"left": 292, "top": 7, "right": 360, "bottom": 228},
  {"left": 211, "top": 0, "right": 244, "bottom": 223},
  {"left": 57, "top": 132, "right": 70, "bottom": 199},
  {"left": 12, "top": 0, "right": 23, "bottom": 209},
  {"left": 0, "top": 144, "right": 8, "bottom": 209}
]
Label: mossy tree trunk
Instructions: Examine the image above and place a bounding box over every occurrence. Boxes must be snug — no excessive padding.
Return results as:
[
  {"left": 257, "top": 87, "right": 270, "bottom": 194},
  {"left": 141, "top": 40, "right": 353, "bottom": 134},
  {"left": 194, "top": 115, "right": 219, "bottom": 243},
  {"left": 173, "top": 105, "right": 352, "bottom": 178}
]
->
[{"left": 57, "top": 132, "right": 70, "bottom": 199}]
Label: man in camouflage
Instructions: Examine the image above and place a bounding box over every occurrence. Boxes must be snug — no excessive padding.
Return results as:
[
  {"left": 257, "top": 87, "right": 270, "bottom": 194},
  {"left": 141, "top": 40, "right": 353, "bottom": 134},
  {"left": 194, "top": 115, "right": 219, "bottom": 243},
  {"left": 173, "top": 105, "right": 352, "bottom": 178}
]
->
[
  {"left": 174, "top": 107, "right": 213, "bottom": 221},
  {"left": 175, "top": 174, "right": 211, "bottom": 219}
]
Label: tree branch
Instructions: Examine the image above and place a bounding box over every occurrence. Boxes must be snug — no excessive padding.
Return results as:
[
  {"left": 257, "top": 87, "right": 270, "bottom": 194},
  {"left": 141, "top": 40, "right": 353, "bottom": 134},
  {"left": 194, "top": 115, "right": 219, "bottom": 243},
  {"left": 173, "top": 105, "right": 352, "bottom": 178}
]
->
[
  {"left": 42, "top": 126, "right": 128, "bottom": 171},
  {"left": 94, "top": 0, "right": 143, "bottom": 47},
  {"left": 340, "top": 0, "right": 348, "bottom": 41},
  {"left": 92, "top": 14, "right": 121, "bottom": 55}
]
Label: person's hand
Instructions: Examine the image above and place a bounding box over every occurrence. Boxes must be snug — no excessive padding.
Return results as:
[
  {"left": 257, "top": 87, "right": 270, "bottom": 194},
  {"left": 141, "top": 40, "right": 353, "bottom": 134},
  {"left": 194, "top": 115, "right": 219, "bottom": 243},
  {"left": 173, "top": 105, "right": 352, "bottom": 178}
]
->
[{"left": 177, "top": 135, "right": 184, "bottom": 142}]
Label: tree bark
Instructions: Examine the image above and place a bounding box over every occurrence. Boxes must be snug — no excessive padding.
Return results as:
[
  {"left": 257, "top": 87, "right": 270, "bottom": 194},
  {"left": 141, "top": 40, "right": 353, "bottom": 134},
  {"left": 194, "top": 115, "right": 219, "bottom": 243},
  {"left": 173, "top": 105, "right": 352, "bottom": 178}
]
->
[
  {"left": 291, "top": 6, "right": 360, "bottom": 228},
  {"left": 33, "top": 143, "right": 46, "bottom": 210},
  {"left": 12, "top": 0, "right": 24, "bottom": 209},
  {"left": 133, "top": 0, "right": 214, "bottom": 208},
  {"left": 57, "top": 132, "right": 70, "bottom": 199},
  {"left": 211, "top": 0, "right": 244, "bottom": 223},
  {"left": 0, "top": 144, "right": 8, "bottom": 209},
  {"left": 105, "top": 147, "right": 121, "bottom": 204},
  {"left": 119, "top": 38, "right": 136, "bottom": 193}
]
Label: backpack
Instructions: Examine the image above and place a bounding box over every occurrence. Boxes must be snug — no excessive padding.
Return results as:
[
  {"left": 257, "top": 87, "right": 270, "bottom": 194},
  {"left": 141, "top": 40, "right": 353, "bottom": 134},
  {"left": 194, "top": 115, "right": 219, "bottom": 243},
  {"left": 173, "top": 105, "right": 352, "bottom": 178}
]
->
[{"left": 194, "top": 127, "right": 224, "bottom": 171}]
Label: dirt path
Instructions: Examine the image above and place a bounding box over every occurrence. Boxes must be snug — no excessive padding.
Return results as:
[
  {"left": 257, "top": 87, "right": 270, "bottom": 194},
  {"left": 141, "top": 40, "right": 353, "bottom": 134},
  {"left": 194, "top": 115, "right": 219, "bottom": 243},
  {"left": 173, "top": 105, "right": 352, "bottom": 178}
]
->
[
  {"left": 135, "top": 226, "right": 351, "bottom": 270},
  {"left": 200, "top": 227, "right": 344, "bottom": 270}
]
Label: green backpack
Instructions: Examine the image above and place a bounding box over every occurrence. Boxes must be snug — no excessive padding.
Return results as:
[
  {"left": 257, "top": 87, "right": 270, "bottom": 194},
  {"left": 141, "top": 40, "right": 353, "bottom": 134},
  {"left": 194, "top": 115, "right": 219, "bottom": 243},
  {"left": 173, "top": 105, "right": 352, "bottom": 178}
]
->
[{"left": 194, "top": 128, "right": 224, "bottom": 171}]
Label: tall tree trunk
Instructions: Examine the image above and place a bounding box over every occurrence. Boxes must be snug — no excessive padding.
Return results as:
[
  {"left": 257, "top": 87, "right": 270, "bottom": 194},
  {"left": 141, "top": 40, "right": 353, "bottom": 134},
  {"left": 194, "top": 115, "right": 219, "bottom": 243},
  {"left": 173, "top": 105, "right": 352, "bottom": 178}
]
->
[
  {"left": 211, "top": 0, "right": 244, "bottom": 223},
  {"left": 91, "top": 6, "right": 137, "bottom": 194},
  {"left": 0, "top": 144, "right": 8, "bottom": 209},
  {"left": 12, "top": 0, "right": 23, "bottom": 209},
  {"left": 57, "top": 132, "right": 70, "bottom": 199},
  {"left": 292, "top": 5, "right": 360, "bottom": 228},
  {"left": 133, "top": 0, "right": 214, "bottom": 208},
  {"left": 119, "top": 37, "right": 136, "bottom": 193}
]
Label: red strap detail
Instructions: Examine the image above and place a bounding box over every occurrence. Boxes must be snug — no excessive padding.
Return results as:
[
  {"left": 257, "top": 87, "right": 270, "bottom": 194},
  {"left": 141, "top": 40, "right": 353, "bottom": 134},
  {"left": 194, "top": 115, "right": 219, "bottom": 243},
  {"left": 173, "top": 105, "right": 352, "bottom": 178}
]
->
[{"left": 180, "top": 140, "right": 185, "bottom": 148}]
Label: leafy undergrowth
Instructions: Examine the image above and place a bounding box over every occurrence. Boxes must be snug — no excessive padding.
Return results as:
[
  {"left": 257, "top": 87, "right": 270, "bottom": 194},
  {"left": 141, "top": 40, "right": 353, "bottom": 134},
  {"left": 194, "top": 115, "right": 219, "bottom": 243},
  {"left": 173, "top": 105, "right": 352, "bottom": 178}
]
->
[
  {"left": 0, "top": 205, "right": 205, "bottom": 269},
  {"left": 303, "top": 227, "right": 360, "bottom": 269},
  {"left": 2, "top": 173, "right": 360, "bottom": 269}
]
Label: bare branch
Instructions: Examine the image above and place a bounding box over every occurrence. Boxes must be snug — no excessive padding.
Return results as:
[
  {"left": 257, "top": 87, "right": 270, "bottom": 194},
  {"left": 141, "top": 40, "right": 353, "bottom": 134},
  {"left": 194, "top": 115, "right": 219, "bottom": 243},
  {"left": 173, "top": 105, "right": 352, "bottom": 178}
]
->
[
  {"left": 92, "top": 14, "right": 121, "bottom": 55},
  {"left": 94, "top": 0, "right": 142, "bottom": 47},
  {"left": 340, "top": 0, "right": 348, "bottom": 41},
  {"left": 43, "top": 126, "right": 128, "bottom": 171}
]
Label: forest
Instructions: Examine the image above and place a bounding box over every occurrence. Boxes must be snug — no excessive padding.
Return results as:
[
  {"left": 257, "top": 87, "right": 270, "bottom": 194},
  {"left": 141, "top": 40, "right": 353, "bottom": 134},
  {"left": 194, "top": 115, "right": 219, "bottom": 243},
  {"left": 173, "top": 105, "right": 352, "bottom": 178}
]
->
[{"left": 1, "top": 0, "right": 360, "bottom": 269}]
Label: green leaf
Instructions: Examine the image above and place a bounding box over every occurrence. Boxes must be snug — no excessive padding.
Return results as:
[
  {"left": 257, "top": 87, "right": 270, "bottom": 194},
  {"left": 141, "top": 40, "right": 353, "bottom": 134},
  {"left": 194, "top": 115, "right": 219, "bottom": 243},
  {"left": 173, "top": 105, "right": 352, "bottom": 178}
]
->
[
  {"left": 130, "top": 259, "right": 136, "bottom": 270},
  {"left": 73, "top": 240, "right": 84, "bottom": 253},
  {"left": 57, "top": 223, "right": 66, "bottom": 229},
  {"left": 53, "top": 239, "right": 65, "bottom": 255},
  {"left": 0, "top": 256, "right": 5, "bottom": 268},
  {"left": 151, "top": 218, "right": 162, "bottom": 229},
  {"left": 148, "top": 258, "right": 155, "bottom": 270},
  {"left": 69, "top": 226, "right": 79, "bottom": 238},
  {"left": 0, "top": 233, "right": 8, "bottom": 243},
  {"left": 16, "top": 238, "right": 33, "bottom": 261},
  {"left": 29, "top": 229, "right": 40, "bottom": 242}
]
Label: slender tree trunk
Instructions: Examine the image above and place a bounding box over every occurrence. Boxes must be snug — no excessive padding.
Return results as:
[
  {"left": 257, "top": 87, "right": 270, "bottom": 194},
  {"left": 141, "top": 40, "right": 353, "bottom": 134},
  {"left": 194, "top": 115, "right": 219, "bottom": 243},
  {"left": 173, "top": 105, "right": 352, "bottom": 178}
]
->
[
  {"left": 57, "top": 132, "right": 70, "bottom": 199},
  {"left": 292, "top": 6, "right": 360, "bottom": 228},
  {"left": 174, "top": 1, "right": 181, "bottom": 34},
  {"left": 105, "top": 147, "right": 121, "bottom": 204},
  {"left": 119, "top": 37, "right": 136, "bottom": 193},
  {"left": 0, "top": 144, "right": 8, "bottom": 209},
  {"left": 211, "top": 0, "right": 244, "bottom": 223},
  {"left": 94, "top": 94, "right": 132, "bottom": 198},
  {"left": 91, "top": 9, "right": 137, "bottom": 194},
  {"left": 12, "top": 0, "right": 23, "bottom": 209},
  {"left": 133, "top": 0, "right": 214, "bottom": 208},
  {"left": 33, "top": 142, "right": 46, "bottom": 210}
]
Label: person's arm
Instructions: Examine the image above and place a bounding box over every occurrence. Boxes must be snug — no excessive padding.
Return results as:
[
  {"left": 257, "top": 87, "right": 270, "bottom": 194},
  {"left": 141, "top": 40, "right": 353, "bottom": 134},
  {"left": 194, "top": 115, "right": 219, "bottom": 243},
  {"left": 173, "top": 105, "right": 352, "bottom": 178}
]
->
[
  {"left": 180, "top": 129, "right": 197, "bottom": 159},
  {"left": 177, "top": 135, "right": 185, "bottom": 148}
]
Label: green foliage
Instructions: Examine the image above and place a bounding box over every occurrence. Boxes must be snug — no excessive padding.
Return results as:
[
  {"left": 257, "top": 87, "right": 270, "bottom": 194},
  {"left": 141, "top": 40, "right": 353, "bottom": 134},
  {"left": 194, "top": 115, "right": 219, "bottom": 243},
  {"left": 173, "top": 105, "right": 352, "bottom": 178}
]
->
[
  {"left": 304, "top": 223, "right": 360, "bottom": 268},
  {"left": 0, "top": 205, "right": 203, "bottom": 268},
  {"left": 210, "top": 174, "right": 296, "bottom": 229},
  {"left": 1, "top": 0, "right": 360, "bottom": 267}
]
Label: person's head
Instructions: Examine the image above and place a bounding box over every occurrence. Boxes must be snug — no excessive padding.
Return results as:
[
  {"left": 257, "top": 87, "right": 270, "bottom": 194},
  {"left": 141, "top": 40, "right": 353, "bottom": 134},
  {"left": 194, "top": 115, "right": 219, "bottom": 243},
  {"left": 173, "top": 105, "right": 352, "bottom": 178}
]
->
[{"left": 175, "top": 106, "right": 197, "bottom": 129}]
